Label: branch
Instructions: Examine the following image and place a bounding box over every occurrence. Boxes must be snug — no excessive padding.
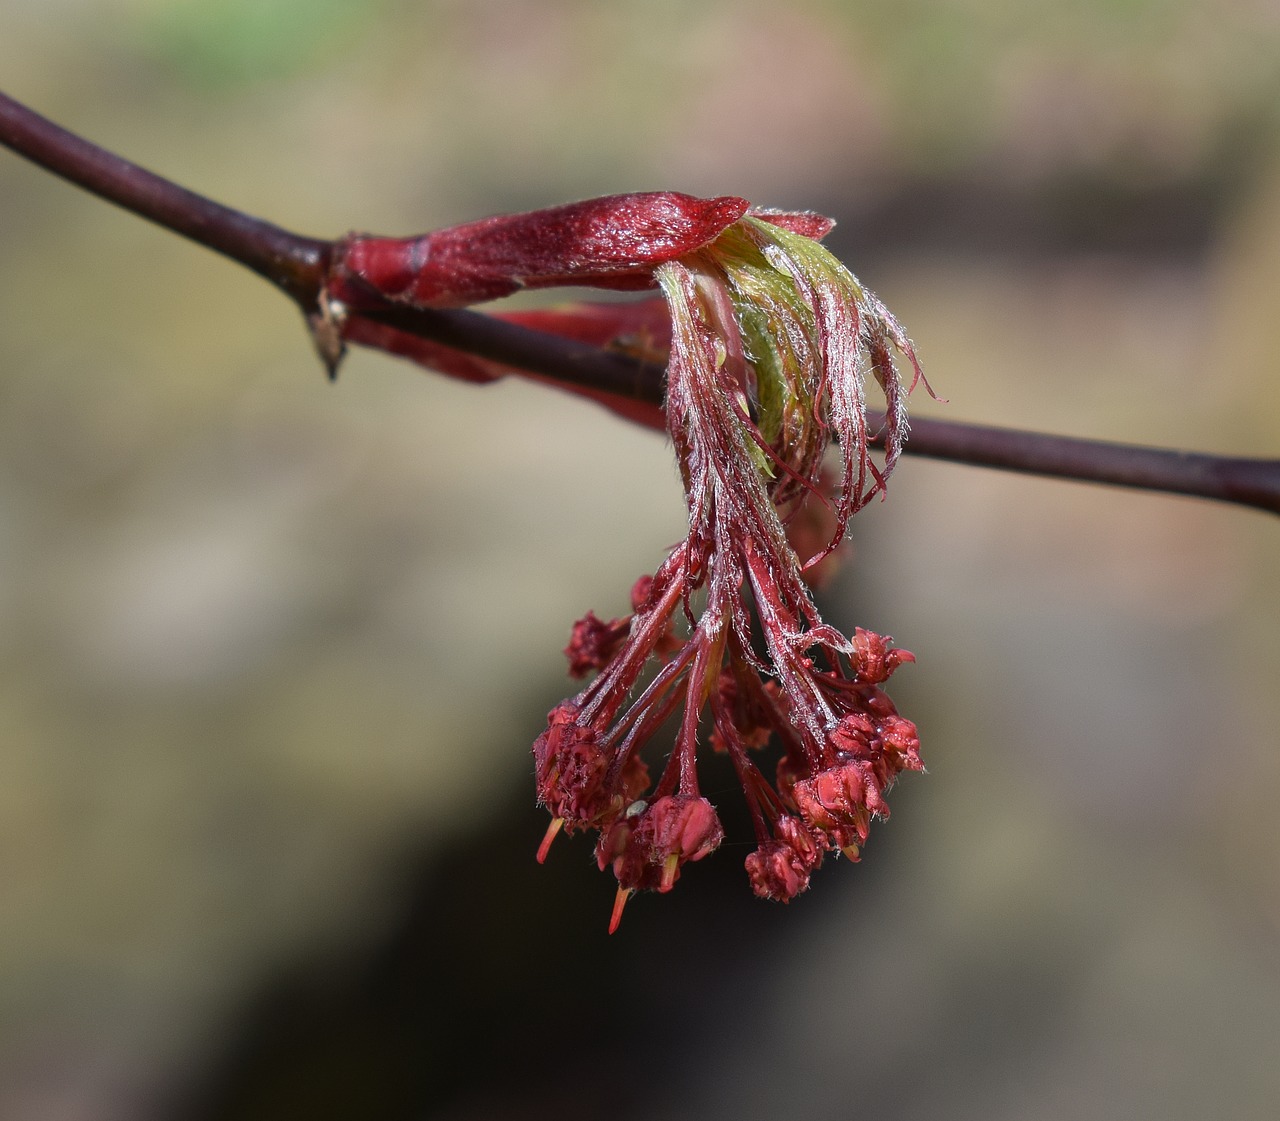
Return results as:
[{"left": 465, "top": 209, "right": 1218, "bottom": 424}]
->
[
  {"left": 355, "top": 305, "right": 669, "bottom": 407},
  {"left": 0, "top": 90, "right": 329, "bottom": 307},
  {"left": 895, "top": 414, "right": 1280, "bottom": 514},
  {"left": 2, "top": 89, "right": 1277, "bottom": 517}
]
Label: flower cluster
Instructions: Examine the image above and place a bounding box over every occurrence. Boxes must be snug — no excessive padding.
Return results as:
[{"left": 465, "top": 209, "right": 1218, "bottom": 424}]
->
[{"left": 325, "top": 193, "right": 929, "bottom": 930}]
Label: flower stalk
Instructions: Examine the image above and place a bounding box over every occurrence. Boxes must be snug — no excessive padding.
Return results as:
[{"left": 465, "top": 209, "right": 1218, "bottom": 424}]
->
[{"left": 345, "top": 192, "right": 933, "bottom": 928}]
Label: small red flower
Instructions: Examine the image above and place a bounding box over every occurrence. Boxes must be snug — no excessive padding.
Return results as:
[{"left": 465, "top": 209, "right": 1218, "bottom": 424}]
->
[
  {"left": 563, "top": 611, "right": 630, "bottom": 679},
  {"left": 323, "top": 193, "right": 930, "bottom": 930},
  {"left": 596, "top": 793, "right": 724, "bottom": 931},
  {"left": 744, "top": 815, "right": 825, "bottom": 902}
]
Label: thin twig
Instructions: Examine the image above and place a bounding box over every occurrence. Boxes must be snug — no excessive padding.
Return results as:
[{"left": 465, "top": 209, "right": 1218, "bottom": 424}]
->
[
  {"left": 897, "top": 414, "right": 1280, "bottom": 514},
  {"left": 0, "top": 90, "right": 329, "bottom": 306},
  {"left": 2, "top": 88, "right": 1277, "bottom": 517},
  {"left": 356, "top": 305, "right": 668, "bottom": 406}
]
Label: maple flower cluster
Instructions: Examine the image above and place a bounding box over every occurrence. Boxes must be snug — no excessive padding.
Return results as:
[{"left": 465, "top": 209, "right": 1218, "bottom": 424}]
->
[{"left": 325, "top": 193, "right": 927, "bottom": 931}]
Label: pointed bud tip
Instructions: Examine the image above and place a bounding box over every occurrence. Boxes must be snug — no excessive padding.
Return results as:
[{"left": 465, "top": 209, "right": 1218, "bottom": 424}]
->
[
  {"left": 749, "top": 208, "right": 837, "bottom": 241},
  {"left": 700, "top": 194, "right": 751, "bottom": 229}
]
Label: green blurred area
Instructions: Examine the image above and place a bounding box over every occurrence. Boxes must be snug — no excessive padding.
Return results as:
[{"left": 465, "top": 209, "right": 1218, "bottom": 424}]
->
[
  {"left": 126, "top": 0, "right": 379, "bottom": 88},
  {"left": 2, "top": 2, "right": 1280, "bottom": 1118}
]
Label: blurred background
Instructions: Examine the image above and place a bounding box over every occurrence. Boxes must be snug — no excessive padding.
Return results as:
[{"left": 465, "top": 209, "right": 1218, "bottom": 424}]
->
[{"left": 3, "top": 2, "right": 1280, "bottom": 1118}]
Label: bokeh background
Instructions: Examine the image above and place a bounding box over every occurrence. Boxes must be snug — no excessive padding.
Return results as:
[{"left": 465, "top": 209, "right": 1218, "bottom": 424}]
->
[{"left": 3, "top": 2, "right": 1280, "bottom": 1118}]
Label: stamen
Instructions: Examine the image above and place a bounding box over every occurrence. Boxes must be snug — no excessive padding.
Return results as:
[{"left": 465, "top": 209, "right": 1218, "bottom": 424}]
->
[
  {"left": 536, "top": 817, "right": 564, "bottom": 864},
  {"left": 608, "top": 887, "right": 632, "bottom": 934},
  {"left": 660, "top": 853, "right": 681, "bottom": 893}
]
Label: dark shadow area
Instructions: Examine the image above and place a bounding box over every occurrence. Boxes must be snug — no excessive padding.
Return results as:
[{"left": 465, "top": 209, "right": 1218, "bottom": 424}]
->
[
  {"left": 163, "top": 719, "right": 852, "bottom": 1121},
  {"left": 821, "top": 159, "right": 1257, "bottom": 270}
]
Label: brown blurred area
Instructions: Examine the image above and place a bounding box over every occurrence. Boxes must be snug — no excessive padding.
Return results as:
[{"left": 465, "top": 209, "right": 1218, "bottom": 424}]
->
[{"left": 2, "top": 2, "right": 1280, "bottom": 1118}]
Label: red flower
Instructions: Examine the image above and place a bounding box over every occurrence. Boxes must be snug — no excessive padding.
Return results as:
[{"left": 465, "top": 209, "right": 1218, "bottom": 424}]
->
[
  {"left": 744, "top": 815, "right": 825, "bottom": 902},
  {"left": 323, "top": 193, "right": 930, "bottom": 929},
  {"left": 596, "top": 794, "right": 724, "bottom": 932}
]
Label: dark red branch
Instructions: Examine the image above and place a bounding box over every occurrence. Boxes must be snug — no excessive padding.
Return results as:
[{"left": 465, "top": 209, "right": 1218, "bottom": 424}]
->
[
  {"left": 0, "top": 90, "right": 329, "bottom": 307},
  {"left": 2, "top": 88, "right": 1277, "bottom": 517},
  {"left": 355, "top": 305, "right": 668, "bottom": 406},
  {"left": 898, "top": 414, "right": 1280, "bottom": 514}
]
